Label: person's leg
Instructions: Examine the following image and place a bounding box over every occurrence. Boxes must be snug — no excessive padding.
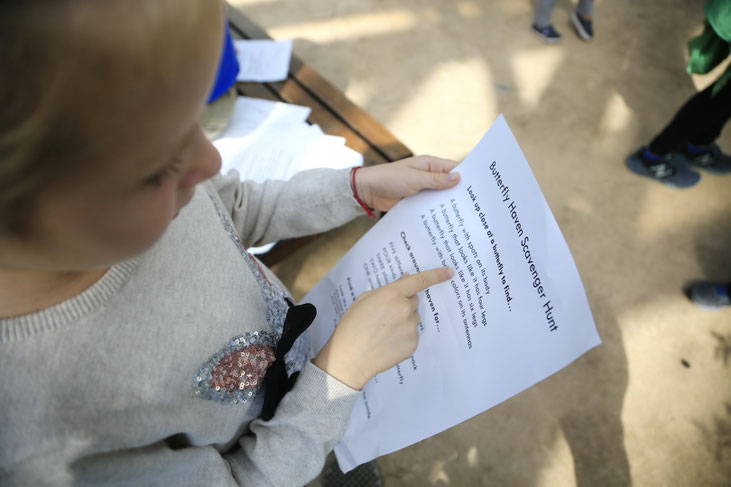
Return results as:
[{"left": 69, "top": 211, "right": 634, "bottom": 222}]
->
[
  {"left": 571, "top": 0, "right": 595, "bottom": 41},
  {"left": 576, "top": 0, "right": 594, "bottom": 18},
  {"left": 648, "top": 80, "right": 729, "bottom": 155},
  {"left": 625, "top": 83, "right": 719, "bottom": 187},
  {"left": 534, "top": 0, "right": 557, "bottom": 28},
  {"left": 680, "top": 82, "right": 731, "bottom": 173},
  {"left": 687, "top": 81, "right": 731, "bottom": 147},
  {"left": 646, "top": 78, "right": 731, "bottom": 174},
  {"left": 533, "top": 0, "right": 562, "bottom": 43}
]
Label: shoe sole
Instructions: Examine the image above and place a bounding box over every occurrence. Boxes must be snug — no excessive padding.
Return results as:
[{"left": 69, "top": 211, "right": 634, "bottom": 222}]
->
[
  {"left": 691, "top": 301, "right": 729, "bottom": 311},
  {"left": 689, "top": 283, "right": 731, "bottom": 310},
  {"left": 675, "top": 152, "right": 731, "bottom": 175},
  {"left": 625, "top": 152, "right": 700, "bottom": 188},
  {"left": 570, "top": 11, "right": 593, "bottom": 41}
]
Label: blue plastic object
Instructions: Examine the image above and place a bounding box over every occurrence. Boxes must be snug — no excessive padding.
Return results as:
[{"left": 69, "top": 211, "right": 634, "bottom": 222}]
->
[{"left": 207, "top": 24, "right": 240, "bottom": 103}]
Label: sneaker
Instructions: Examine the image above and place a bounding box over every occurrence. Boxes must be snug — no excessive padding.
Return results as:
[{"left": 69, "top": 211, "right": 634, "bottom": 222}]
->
[
  {"left": 688, "top": 281, "right": 731, "bottom": 310},
  {"left": 677, "top": 143, "right": 731, "bottom": 174},
  {"left": 532, "top": 24, "right": 562, "bottom": 43},
  {"left": 625, "top": 148, "right": 700, "bottom": 188},
  {"left": 570, "top": 10, "right": 594, "bottom": 41}
]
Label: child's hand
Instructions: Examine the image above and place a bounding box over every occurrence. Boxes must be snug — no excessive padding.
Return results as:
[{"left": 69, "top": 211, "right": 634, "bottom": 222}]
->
[
  {"left": 355, "top": 155, "right": 460, "bottom": 212},
  {"left": 312, "top": 267, "right": 454, "bottom": 390}
]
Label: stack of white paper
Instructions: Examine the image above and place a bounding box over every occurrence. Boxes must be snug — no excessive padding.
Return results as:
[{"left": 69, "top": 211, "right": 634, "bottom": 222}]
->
[
  {"left": 220, "top": 39, "right": 364, "bottom": 183},
  {"left": 213, "top": 96, "right": 364, "bottom": 183},
  {"left": 212, "top": 96, "right": 365, "bottom": 253}
]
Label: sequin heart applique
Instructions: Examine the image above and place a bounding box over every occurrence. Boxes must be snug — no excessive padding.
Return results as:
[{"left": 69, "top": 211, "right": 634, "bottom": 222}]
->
[{"left": 194, "top": 331, "right": 276, "bottom": 404}]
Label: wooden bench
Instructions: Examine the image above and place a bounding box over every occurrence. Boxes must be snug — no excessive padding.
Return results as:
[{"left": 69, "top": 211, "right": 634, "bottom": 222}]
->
[{"left": 225, "top": 4, "right": 413, "bottom": 266}]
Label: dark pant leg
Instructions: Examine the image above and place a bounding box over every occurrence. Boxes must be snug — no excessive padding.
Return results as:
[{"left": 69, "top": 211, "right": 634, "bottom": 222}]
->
[
  {"left": 688, "top": 81, "right": 731, "bottom": 145},
  {"left": 648, "top": 77, "right": 731, "bottom": 155}
]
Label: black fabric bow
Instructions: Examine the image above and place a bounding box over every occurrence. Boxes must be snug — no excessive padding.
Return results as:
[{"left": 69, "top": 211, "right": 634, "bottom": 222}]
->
[{"left": 260, "top": 299, "right": 316, "bottom": 421}]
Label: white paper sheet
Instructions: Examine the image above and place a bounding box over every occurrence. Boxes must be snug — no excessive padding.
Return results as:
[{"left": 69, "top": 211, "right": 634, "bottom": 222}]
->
[
  {"left": 216, "top": 96, "right": 311, "bottom": 141},
  {"left": 300, "top": 135, "right": 364, "bottom": 171},
  {"left": 234, "top": 39, "right": 292, "bottom": 82},
  {"left": 214, "top": 123, "right": 316, "bottom": 182},
  {"left": 302, "top": 115, "right": 601, "bottom": 472},
  {"left": 212, "top": 96, "right": 363, "bottom": 254},
  {"left": 213, "top": 96, "right": 364, "bottom": 182}
]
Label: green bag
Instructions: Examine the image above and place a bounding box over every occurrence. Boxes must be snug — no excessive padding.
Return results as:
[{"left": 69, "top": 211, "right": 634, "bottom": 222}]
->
[{"left": 687, "top": 0, "right": 731, "bottom": 95}]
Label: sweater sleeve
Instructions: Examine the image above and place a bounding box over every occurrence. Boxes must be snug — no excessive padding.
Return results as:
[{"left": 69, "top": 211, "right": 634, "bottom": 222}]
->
[
  {"left": 210, "top": 167, "right": 366, "bottom": 248},
  {"left": 62, "top": 363, "right": 359, "bottom": 487},
  {"left": 227, "top": 362, "right": 360, "bottom": 485}
]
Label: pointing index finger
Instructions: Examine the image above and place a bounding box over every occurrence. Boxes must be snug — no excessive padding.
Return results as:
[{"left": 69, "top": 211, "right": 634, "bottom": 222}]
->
[{"left": 390, "top": 267, "right": 454, "bottom": 297}]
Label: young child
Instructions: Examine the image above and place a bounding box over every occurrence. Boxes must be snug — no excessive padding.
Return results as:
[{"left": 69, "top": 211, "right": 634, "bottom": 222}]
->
[{"left": 0, "top": 1, "right": 459, "bottom": 485}]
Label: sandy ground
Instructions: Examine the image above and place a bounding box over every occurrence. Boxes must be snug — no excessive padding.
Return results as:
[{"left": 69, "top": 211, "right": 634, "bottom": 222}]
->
[{"left": 230, "top": 0, "right": 731, "bottom": 485}]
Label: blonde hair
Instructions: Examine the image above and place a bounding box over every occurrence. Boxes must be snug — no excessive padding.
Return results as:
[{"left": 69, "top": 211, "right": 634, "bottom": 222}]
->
[
  {"left": 0, "top": 3, "right": 76, "bottom": 236},
  {"left": 0, "top": 0, "right": 206, "bottom": 237}
]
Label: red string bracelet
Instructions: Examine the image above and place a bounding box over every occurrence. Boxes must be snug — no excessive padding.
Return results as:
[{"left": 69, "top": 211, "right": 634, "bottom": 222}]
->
[{"left": 351, "top": 166, "right": 377, "bottom": 218}]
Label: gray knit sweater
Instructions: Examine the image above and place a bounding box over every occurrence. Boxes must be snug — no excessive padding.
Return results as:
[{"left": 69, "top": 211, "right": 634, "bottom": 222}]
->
[{"left": 0, "top": 168, "right": 365, "bottom": 486}]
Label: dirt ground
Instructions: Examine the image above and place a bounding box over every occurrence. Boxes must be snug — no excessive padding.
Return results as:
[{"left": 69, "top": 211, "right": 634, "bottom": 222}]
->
[{"left": 231, "top": 0, "right": 731, "bottom": 485}]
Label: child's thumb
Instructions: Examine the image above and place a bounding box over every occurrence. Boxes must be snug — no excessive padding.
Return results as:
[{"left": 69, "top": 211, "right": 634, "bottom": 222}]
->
[{"left": 420, "top": 170, "right": 460, "bottom": 190}]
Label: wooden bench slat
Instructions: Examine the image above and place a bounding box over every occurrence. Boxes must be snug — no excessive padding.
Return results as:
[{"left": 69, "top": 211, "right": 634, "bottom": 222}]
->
[
  {"left": 235, "top": 81, "right": 280, "bottom": 101},
  {"left": 225, "top": 4, "right": 270, "bottom": 40},
  {"left": 224, "top": 3, "right": 412, "bottom": 163},
  {"left": 289, "top": 63, "right": 413, "bottom": 162}
]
